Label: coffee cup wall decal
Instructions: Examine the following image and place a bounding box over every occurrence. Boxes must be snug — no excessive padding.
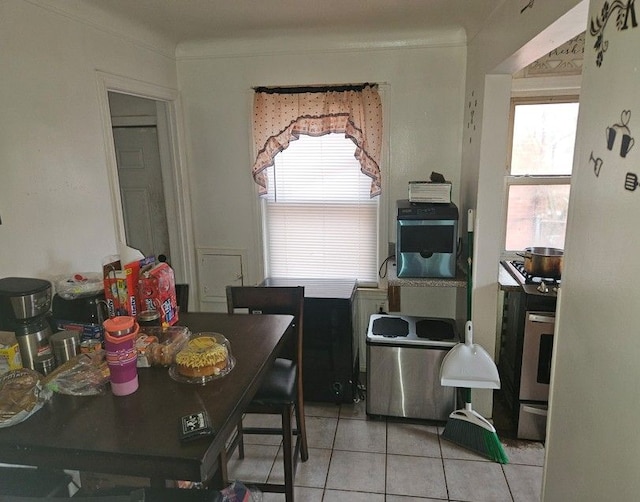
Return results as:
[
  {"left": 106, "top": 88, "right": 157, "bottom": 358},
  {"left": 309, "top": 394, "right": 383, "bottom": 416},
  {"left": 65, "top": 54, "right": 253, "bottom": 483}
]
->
[
  {"left": 606, "top": 110, "right": 635, "bottom": 157},
  {"left": 621, "top": 133, "right": 635, "bottom": 157}
]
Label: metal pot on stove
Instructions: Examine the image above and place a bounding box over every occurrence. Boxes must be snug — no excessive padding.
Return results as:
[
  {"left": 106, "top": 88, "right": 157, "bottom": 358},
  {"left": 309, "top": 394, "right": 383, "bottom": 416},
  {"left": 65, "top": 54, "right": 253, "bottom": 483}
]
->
[{"left": 516, "top": 247, "right": 563, "bottom": 279}]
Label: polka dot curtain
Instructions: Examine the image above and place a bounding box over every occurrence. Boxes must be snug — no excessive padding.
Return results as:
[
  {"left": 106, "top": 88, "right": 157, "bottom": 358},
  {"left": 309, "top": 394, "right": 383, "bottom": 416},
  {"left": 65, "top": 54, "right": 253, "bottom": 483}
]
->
[{"left": 252, "top": 85, "right": 383, "bottom": 197}]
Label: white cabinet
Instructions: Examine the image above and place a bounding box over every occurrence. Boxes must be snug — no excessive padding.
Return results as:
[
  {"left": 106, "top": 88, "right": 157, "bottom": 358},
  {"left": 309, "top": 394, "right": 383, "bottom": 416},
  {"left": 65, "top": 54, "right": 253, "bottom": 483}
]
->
[{"left": 196, "top": 248, "right": 245, "bottom": 312}]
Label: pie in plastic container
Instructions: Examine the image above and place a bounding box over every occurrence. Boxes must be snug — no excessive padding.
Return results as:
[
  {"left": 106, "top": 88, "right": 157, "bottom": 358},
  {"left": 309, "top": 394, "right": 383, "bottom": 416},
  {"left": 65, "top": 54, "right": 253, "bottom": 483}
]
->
[
  {"left": 169, "top": 332, "right": 235, "bottom": 384},
  {"left": 0, "top": 368, "right": 52, "bottom": 428}
]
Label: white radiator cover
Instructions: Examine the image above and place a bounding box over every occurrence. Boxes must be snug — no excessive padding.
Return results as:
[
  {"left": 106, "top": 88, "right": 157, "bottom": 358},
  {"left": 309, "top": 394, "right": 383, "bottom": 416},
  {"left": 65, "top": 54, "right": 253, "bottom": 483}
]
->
[{"left": 354, "top": 288, "right": 388, "bottom": 372}]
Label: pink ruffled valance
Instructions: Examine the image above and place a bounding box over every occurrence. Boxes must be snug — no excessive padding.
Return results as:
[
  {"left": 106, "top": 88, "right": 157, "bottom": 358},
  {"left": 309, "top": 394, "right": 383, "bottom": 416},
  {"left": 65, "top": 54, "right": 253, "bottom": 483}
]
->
[{"left": 251, "top": 85, "right": 382, "bottom": 197}]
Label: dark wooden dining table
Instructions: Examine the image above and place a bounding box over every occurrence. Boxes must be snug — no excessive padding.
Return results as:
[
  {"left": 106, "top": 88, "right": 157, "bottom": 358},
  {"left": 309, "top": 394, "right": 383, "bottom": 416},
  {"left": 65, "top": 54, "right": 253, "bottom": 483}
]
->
[{"left": 0, "top": 312, "right": 293, "bottom": 489}]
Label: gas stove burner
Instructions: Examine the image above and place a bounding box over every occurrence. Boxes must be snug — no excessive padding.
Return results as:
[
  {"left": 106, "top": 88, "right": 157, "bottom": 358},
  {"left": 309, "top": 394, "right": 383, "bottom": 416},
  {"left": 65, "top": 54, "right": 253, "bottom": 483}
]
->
[{"left": 507, "top": 261, "right": 561, "bottom": 286}]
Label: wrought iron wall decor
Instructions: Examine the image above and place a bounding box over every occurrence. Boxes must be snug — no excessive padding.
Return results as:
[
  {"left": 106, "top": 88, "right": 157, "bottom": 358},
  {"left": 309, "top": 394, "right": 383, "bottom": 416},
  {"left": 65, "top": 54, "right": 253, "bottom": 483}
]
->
[
  {"left": 594, "top": 109, "right": 638, "bottom": 193},
  {"left": 624, "top": 172, "right": 639, "bottom": 191},
  {"left": 520, "top": 0, "right": 535, "bottom": 14},
  {"left": 606, "top": 110, "right": 635, "bottom": 158},
  {"left": 590, "top": 0, "right": 638, "bottom": 66},
  {"left": 590, "top": 151, "right": 604, "bottom": 177},
  {"left": 467, "top": 90, "right": 478, "bottom": 144}
]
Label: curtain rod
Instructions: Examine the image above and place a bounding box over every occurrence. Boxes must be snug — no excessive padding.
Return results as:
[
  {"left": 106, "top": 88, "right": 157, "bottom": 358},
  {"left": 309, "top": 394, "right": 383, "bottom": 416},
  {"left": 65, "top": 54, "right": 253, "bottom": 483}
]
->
[{"left": 253, "top": 83, "right": 377, "bottom": 94}]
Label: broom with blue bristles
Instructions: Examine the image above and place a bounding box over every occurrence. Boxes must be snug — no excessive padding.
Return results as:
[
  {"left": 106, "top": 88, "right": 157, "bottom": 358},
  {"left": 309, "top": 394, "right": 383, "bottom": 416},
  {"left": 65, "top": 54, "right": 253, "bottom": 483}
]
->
[{"left": 439, "top": 209, "right": 508, "bottom": 464}]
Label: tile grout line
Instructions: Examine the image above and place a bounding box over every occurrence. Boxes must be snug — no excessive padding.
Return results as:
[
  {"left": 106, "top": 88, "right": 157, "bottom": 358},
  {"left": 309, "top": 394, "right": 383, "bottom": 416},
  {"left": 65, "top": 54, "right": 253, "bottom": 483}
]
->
[
  {"left": 437, "top": 423, "right": 453, "bottom": 501},
  {"left": 384, "top": 417, "right": 389, "bottom": 500},
  {"left": 320, "top": 405, "right": 340, "bottom": 499},
  {"left": 501, "top": 463, "right": 516, "bottom": 502}
]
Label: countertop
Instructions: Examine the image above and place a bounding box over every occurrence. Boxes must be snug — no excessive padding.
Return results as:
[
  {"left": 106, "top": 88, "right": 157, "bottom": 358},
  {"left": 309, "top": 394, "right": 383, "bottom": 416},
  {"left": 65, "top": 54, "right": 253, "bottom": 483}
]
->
[
  {"left": 260, "top": 277, "right": 357, "bottom": 299},
  {"left": 386, "top": 261, "right": 467, "bottom": 288}
]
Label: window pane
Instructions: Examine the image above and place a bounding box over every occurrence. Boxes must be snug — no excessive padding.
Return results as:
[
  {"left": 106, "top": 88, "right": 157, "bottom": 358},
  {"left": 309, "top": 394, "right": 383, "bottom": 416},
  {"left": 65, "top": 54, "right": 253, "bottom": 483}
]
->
[
  {"left": 266, "top": 134, "right": 372, "bottom": 203},
  {"left": 510, "top": 102, "right": 579, "bottom": 175},
  {"left": 505, "top": 184, "right": 570, "bottom": 251},
  {"left": 266, "top": 202, "right": 377, "bottom": 281},
  {"left": 264, "top": 133, "right": 378, "bottom": 283}
]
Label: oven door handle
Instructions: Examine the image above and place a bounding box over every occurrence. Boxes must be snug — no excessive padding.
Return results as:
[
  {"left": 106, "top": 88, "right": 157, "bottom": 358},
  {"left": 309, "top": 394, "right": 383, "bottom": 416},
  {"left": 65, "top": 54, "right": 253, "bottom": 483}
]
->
[
  {"left": 522, "top": 404, "right": 548, "bottom": 417},
  {"left": 528, "top": 313, "right": 555, "bottom": 324}
]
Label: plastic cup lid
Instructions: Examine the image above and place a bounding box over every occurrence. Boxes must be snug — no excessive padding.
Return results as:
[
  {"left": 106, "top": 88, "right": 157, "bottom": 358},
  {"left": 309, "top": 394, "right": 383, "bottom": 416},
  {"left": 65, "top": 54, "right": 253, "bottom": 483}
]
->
[{"left": 103, "top": 316, "right": 136, "bottom": 336}]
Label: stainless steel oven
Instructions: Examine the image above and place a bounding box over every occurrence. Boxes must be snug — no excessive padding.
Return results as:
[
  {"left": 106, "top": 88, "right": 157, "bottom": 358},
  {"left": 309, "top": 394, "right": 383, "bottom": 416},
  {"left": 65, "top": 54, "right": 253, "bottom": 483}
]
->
[
  {"left": 499, "top": 260, "right": 558, "bottom": 441},
  {"left": 520, "top": 312, "right": 555, "bottom": 401},
  {"left": 517, "top": 312, "right": 555, "bottom": 440}
]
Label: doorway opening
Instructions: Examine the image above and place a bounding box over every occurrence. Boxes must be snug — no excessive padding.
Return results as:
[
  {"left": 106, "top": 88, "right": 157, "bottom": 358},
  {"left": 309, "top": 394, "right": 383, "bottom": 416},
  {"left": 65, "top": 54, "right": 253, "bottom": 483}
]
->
[
  {"left": 108, "top": 92, "right": 171, "bottom": 262},
  {"left": 96, "top": 72, "right": 195, "bottom": 310}
]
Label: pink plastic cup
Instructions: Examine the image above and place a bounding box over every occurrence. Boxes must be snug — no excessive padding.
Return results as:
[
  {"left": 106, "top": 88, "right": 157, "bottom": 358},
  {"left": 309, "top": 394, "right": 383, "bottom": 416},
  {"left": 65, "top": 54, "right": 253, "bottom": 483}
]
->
[{"left": 103, "top": 316, "right": 139, "bottom": 396}]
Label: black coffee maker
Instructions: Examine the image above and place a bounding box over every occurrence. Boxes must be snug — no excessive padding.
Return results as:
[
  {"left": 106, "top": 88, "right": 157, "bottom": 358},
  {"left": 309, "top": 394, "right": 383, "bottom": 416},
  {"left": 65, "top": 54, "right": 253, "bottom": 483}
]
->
[{"left": 0, "top": 277, "right": 54, "bottom": 371}]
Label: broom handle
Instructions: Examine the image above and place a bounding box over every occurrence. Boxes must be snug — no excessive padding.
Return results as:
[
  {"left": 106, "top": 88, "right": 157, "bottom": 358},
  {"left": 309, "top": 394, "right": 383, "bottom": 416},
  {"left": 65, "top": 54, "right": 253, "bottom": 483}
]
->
[
  {"left": 462, "top": 387, "right": 472, "bottom": 405},
  {"left": 467, "top": 209, "right": 474, "bottom": 322},
  {"left": 464, "top": 210, "right": 474, "bottom": 407}
]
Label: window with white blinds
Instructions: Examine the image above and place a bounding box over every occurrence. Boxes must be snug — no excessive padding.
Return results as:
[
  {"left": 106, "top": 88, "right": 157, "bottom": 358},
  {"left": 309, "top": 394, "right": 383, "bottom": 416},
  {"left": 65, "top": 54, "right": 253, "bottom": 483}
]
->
[{"left": 262, "top": 133, "right": 378, "bottom": 283}]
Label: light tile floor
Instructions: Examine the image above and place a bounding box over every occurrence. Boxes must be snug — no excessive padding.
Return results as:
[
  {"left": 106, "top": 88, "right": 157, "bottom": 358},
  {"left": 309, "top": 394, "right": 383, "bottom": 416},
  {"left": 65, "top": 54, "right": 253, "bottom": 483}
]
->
[{"left": 226, "top": 399, "right": 545, "bottom": 502}]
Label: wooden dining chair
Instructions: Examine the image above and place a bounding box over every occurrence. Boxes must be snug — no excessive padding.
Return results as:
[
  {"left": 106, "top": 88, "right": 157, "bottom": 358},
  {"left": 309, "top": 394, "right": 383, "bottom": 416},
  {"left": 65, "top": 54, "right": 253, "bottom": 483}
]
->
[
  {"left": 175, "top": 283, "right": 189, "bottom": 313},
  {"left": 223, "top": 285, "right": 309, "bottom": 501}
]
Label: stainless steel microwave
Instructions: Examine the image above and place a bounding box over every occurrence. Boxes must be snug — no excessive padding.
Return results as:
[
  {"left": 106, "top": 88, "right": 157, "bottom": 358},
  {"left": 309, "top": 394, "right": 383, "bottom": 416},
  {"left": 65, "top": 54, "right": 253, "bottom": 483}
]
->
[{"left": 396, "top": 200, "right": 458, "bottom": 278}]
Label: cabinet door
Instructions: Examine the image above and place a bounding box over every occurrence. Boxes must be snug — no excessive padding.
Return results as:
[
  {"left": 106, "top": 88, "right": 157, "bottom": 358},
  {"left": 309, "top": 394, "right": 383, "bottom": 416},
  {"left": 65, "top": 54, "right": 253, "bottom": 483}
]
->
[{"left": 197, "top": 249, "right": 244, "bottom": 312}]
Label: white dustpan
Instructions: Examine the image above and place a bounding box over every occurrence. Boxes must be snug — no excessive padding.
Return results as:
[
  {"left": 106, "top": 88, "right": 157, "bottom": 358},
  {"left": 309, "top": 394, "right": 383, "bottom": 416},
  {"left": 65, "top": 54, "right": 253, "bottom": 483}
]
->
[{"left": 440, "top": 321, "right": 500, "bottom": 389}]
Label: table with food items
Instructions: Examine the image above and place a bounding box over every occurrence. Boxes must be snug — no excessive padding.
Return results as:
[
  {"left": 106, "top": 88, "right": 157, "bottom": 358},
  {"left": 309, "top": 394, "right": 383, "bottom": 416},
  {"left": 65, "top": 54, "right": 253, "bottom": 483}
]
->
[{"left": 0, "top": 312, "right": 294, "bottom": 489}]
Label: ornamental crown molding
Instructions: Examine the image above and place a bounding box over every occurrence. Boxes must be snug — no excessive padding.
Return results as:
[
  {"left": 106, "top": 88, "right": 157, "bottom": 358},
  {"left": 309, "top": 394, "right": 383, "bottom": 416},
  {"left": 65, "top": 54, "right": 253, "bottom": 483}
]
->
[{"left": 514, "top": 32, "right": 584, "bottom": 78}]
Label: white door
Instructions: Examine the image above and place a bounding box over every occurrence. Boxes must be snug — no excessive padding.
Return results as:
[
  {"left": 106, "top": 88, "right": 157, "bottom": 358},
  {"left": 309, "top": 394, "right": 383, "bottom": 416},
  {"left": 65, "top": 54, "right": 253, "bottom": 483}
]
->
[{"left": 113, "top": 126, "right": 170, "bottom": 260}]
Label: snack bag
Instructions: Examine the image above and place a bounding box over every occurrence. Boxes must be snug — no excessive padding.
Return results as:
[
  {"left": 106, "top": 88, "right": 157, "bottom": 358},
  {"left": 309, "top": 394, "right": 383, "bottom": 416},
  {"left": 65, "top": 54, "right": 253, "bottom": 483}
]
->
[
  {"left": 137, "top": 263, "right": 179, "bottom": 326},
  {"left": 103, "top": 255, "right": 155, "bottom": 317}
]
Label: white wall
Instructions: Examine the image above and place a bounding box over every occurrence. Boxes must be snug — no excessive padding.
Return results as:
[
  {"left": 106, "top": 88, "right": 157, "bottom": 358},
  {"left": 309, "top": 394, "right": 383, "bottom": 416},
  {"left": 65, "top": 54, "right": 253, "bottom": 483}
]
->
[
  {"left": 0, "top": 0, "right": 177, "bottom": 280},
  {"left": 176, "top": 32, "right": 467, "bottom": 313},
  {"left": 543, "top": 0, "right": 640, "bottom": 498},
  {"left": 464, "top": 0, "right": 640, "bottom": 498},
  {"left": 460, "top": 0, "right": 587, "bottom": 416}
]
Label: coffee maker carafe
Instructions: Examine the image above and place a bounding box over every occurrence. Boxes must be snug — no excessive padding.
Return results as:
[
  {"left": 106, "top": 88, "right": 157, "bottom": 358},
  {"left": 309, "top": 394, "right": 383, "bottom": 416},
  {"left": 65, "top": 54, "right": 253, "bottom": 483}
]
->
[{"left": 0, "top": 277, "right": 54, "bottom": 371}]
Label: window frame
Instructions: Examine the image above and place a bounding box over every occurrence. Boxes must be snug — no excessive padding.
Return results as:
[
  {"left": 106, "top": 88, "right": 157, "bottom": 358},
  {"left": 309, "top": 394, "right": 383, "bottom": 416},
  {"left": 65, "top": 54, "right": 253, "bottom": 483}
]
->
[{"left": 502, "top": 94, "right": 579, "bottom": 258}]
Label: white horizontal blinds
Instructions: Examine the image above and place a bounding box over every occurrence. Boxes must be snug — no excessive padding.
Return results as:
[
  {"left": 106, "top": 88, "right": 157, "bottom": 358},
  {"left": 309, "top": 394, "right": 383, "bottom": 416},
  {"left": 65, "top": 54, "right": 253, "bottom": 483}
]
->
[{"left": 264, "top": 133, "right": 378, "bottom": 282}]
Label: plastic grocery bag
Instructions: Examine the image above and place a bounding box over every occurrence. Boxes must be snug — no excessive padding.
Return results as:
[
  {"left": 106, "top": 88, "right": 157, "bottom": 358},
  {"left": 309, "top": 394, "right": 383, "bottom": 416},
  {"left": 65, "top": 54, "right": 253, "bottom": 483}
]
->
[
  {"left": 0, "top": 368, "right": 52, "bottom": 428},
  {"left": 44, "top": 351, "right": 110, "bottom": 396},
  {"left": 220, "top": 481, "right": 262, "bottom": 501},
  {"left": 54, "top": 272, "right": 103, "bottom": 299}
]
